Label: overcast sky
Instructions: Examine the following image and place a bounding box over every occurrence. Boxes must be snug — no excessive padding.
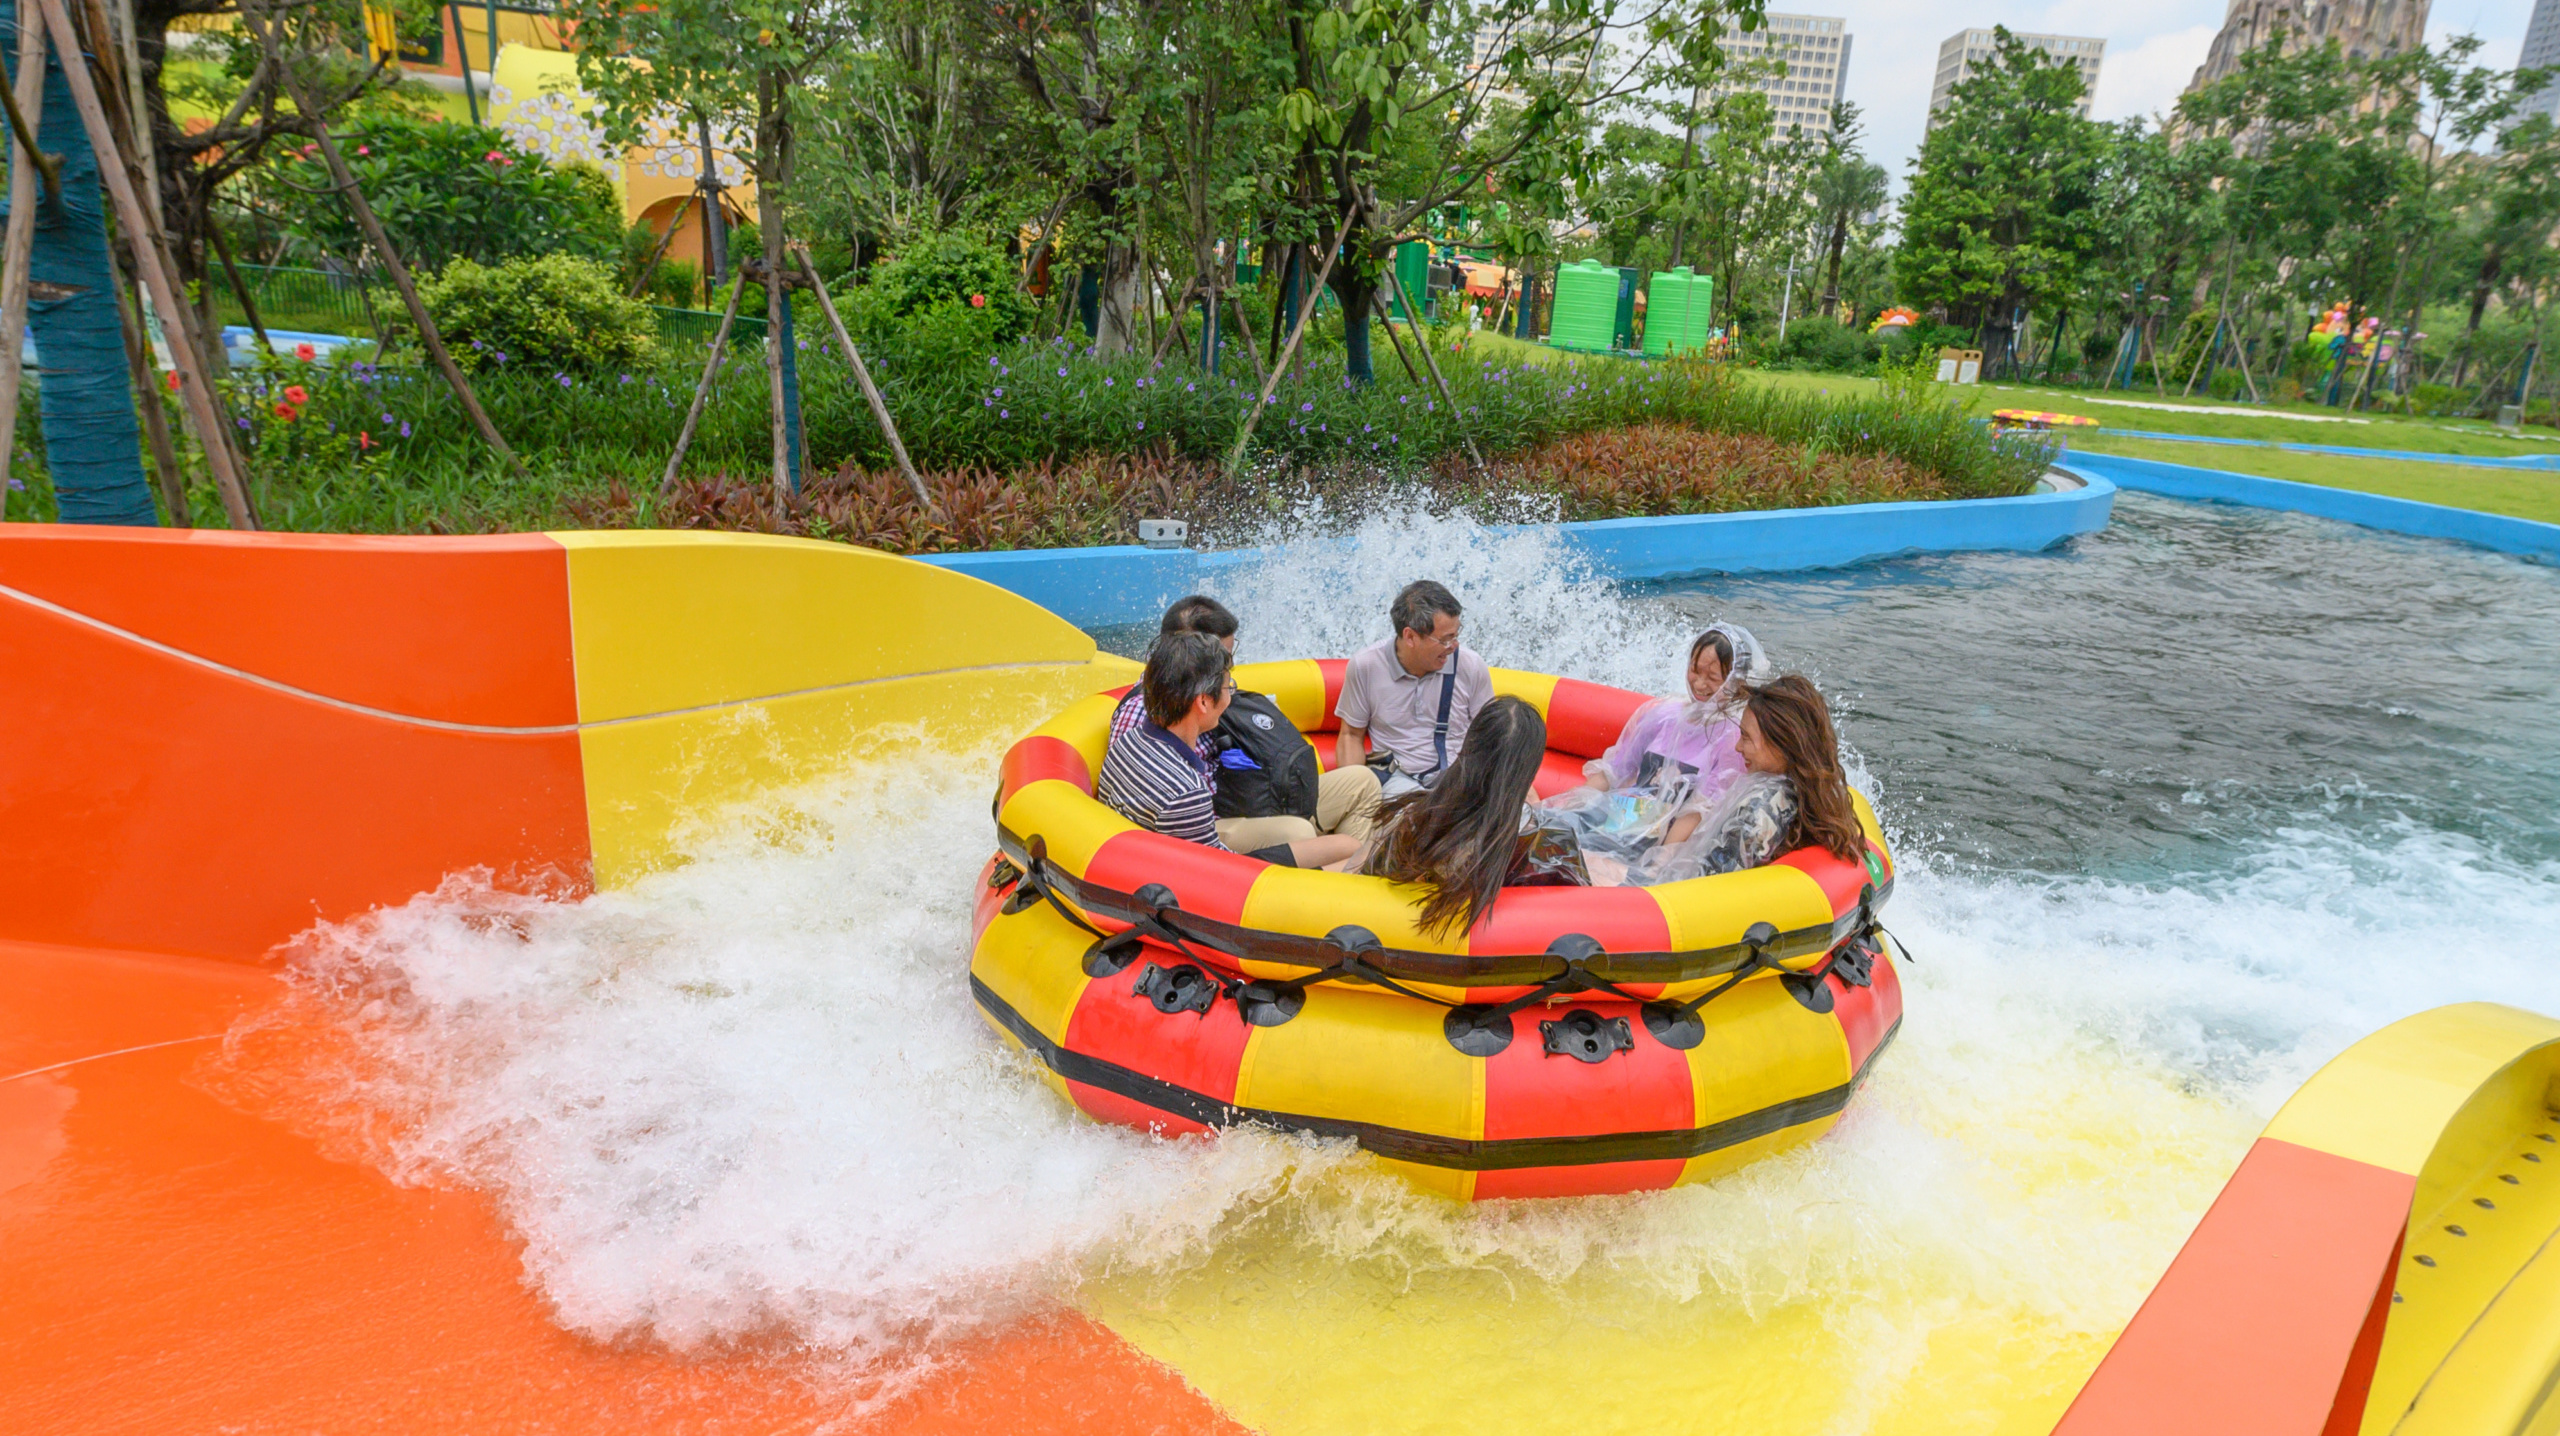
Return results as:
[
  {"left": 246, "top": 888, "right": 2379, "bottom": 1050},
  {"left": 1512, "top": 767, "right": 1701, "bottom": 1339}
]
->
[{"left": 1808, "top": 0, "right": 2536, "bottom": 186}]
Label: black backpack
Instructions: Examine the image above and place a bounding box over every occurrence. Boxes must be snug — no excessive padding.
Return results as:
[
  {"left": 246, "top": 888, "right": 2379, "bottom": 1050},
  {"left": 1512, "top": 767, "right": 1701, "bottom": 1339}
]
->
[{"left": 1208, "top": 691, "right": 1319, "bottom": 820}]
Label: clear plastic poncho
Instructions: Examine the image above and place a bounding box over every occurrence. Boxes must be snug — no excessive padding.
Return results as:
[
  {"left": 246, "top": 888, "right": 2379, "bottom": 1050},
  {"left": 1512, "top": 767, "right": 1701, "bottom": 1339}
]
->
[{"left": 1545, "top": 623, "right": 1774, "bottom": 886}]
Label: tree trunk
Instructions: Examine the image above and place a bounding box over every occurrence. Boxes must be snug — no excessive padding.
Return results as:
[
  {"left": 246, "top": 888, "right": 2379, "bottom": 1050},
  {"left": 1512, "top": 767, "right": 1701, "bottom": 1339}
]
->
[
  {"left": 1331, "top": 256, "right": 1377, "bottom": 386},
  {"left": 1094, "top": 236, "right": 1140, "bottom": 355},
  {"left": 2453, "top": 244, "right": 2503, "bottom": 389},
  {"left": 1820, "top": 214, "right": 1847, "bottom": 315}
]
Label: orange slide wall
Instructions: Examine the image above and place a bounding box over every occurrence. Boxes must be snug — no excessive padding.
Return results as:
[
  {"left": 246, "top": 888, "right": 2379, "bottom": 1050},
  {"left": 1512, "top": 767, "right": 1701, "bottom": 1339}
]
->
[{"left": 0, "top": 524, "right": 1240, "bottom": 1434}]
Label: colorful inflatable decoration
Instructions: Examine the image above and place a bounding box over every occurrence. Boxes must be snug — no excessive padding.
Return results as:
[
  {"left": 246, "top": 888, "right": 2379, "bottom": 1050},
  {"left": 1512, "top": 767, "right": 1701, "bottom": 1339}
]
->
[
  {"left": 974, "top": 660, "right": 1903, "bottom": 1201},
  {"left": 1870, "top": 306, "right": 1919, "bottom": 333},
  {"left": 1991, "top": 409, "right": 2100, "bottom": 433}
]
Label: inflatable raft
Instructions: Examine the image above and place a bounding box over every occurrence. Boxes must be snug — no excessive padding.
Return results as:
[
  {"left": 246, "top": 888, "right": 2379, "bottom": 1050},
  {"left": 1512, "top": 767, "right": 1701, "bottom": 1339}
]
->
[{"left": 973, "top": 658, "right": 1905, "bottom": 1199}]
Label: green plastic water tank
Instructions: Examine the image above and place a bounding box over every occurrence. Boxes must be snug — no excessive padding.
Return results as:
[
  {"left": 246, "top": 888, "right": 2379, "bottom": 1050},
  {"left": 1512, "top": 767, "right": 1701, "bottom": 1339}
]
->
[
  {"left": 1683, "top": 274, "right": 1716, "bottom": 354},
  {"left": 1642, "top": 268, "right": 1694, "bottom": 356},
  {"left": 1547, "top": 259, "right": 1619, "bottom": 353}
]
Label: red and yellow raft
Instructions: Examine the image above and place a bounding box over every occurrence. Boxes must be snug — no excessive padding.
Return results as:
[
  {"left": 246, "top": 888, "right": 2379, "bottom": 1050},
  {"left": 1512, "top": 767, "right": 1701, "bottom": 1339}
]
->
[{"left": 973, "top": 659, "right": 1904, "bottom": 1200}]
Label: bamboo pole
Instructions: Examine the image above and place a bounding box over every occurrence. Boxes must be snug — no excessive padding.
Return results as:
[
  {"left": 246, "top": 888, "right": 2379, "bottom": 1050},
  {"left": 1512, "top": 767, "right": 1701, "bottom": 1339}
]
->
[
  {"left": 657, "top": 265, "right": 743, "bottom": 497},
  {"left": 795, "top": 241, "right": 935, "bottom": 519},
  {"left": 1151, "top": 274, "right": 1196, "bottom": 362},
  {"left": 33, "top": 0, "right": 257, "bottom": 526},
  {"left": 206, "top": 212, "right": 275, "bottom": 358},
  {"left": 1224, "top": 205, "right": 1357, "bottom": 478},
  {"left": 114, "top": 258, "right": 188, "bottom": 523},
  {"left": 0, "top": 8, "right": 47, "bottom": 493},
  {"left": 626, "top": 191, "right": 694, "bottom": 299},
  {"left": 1378, "top": 239, "right": 1487, "bottom": 481},
  {"left": 1370, "top": 291, "right": 1422, "bottom": 384},
  {"left": 236, "top": 0, "right": 520, "bottom": 476},
  {"left": 1224, "top": 289, "right": 1266, "bottom": 386}
]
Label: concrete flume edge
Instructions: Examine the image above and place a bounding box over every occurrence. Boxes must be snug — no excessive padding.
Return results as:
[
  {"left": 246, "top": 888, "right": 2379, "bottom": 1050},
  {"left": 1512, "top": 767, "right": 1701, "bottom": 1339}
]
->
[
  {"left": 914, "top": 471, "right": 2119, "bottom": 629},
  {"left": 2066, "top": 451, "right": 2560, "bottom": 565}
]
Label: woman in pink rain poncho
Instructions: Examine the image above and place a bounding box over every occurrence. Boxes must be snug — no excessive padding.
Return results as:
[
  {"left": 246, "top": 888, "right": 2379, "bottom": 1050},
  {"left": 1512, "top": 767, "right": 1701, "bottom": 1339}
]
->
[{"left": 1539, "top": 623, "right": 1771, "bottom": 886}]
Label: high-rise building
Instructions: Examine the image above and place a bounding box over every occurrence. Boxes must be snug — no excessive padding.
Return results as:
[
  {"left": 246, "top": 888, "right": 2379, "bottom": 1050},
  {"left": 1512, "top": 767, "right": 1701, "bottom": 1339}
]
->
[
  {"left": 2185, "top": 0, "right": 2428, "bottom": 94},
  {"left": 1928, "top": 29, "right": 2106, "bottom": 128},
  {"left": 1693, "top": 13, "right": 1854, "bottom": 137},
  {"left": 2520, "top": 0, "right": 2560, "bottom": 129}
]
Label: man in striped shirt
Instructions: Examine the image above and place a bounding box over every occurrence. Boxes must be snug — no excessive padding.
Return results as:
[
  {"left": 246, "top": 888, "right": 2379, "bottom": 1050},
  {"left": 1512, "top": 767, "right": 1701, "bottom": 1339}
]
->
[{"left": 1099, "top": 633, "right": 1358, "bottom": 868}]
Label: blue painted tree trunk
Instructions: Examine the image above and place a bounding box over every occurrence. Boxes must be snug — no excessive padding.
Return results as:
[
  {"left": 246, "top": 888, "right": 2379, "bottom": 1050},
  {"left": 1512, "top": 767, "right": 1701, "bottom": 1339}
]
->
[{"left": 1, "top": 0, "right": 156, "bottom": 525}]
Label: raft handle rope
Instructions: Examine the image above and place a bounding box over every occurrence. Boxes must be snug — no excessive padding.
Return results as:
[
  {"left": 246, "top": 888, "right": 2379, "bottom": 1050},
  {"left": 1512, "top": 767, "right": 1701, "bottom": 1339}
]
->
[{"left": 992, "top": 842, "right": 1879, "bottom": 1046}]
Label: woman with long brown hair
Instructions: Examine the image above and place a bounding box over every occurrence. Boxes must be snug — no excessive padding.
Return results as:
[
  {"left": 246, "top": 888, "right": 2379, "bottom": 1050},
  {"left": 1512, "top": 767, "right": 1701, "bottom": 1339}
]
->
[
  {"left": 1660, "top": 674, "right": 1865, "bottom": 878},
  {"left": 1343, "top": 695, "right": 1550, "bottom": 938}
]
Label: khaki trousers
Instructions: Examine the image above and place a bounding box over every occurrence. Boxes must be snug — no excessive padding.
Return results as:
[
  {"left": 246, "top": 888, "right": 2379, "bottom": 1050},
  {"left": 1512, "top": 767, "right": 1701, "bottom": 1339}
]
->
[{"left": 1215, "top": 764, "right": 1383, "bottom": 852}]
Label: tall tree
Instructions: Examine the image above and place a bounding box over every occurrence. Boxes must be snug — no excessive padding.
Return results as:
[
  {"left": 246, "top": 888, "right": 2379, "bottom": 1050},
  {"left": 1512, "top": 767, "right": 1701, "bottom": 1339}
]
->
[
  {"left": 1807, "top": 103, "right": 1885, "bottom": 316},
  {"left": 1894, "top": 27, "right": 2107, "bottom": 375}
]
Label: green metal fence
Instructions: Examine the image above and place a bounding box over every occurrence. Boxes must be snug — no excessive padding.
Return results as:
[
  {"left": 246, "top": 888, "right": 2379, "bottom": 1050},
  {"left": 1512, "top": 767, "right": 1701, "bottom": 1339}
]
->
[
  {"left": 215, "top": 264, "right": 381, "bottom": 337},
  {"left": 648, "top": 304, "right": 767, "bottom": 348}
]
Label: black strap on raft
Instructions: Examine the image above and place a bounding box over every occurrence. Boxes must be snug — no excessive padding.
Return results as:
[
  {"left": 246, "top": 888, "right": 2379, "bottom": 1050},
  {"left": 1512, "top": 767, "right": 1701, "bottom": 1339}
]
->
[
  {"left": 1639, "top": 922, "right": 1784, "bottom": 1048},
  {"left": 1229, "top": 925, "right": 1466, "bottom": 1027},
  {"left": 992, "top": 843, "right": 1886, "bottom": 1046},
  {"left": 1444, "top": 933, "right": 1659, "bottom": 1058},
  {"left": 999, "top": 837, "right": 1209, "bottom": 979}
]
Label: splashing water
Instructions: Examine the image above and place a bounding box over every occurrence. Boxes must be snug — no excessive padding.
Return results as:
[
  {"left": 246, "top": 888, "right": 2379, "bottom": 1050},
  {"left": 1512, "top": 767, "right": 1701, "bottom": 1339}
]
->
[{"left": 216, "top": 493, "right": 2560, "bottom": 1428}]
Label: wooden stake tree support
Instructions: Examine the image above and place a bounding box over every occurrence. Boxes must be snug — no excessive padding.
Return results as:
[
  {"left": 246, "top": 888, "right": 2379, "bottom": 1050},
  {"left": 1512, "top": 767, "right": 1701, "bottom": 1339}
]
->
[
  {"left": 796, "top": 242, "right": 934, "bottom": 519},
  {"left": 0, "top": 9, "right": 50, "bottom": 491},
  {"left": 653, "top": 244, "right": 938, "bottom": 522},
  {"left": 32, "top": 0, "right": 259, "bottom": 525},
  {"left": 1223, "top": 204, "right": 1358, "bottom": 479},
  {"left": 237, "top": 0, "right": 522, "bottom": 477},
  {"left": 657, "top": 270, "right": 747, "bottom": 498}
]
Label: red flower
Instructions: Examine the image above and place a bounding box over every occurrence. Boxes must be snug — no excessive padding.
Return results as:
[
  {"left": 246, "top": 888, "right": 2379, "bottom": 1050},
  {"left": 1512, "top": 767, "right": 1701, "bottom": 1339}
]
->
[
  {"left": 969, "top": 293, "right": 986, "bottom": 308},
  {"left": 163, "top": 370, "right": 180, "bottom": 391},
  {"left": 357, "top": 431, "right": 375, "bottom": 450},
  {"left": 273, "top": 401, "right": 299, "bottom": 421},
  {"left": 283, "top": 384, "right": 309, "bottom": 404},
  {"left": 294, "top": 342, "right": 316, "bottom": 362}
]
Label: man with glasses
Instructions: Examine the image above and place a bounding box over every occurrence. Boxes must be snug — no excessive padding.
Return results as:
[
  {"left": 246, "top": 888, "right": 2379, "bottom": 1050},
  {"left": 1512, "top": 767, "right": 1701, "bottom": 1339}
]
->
[
  {"left": 1099, "top": 632, "right": 1358, "bottom": 868},
  {"left": 1334, "top": 580, "right": 1495, "bottom": 797}
]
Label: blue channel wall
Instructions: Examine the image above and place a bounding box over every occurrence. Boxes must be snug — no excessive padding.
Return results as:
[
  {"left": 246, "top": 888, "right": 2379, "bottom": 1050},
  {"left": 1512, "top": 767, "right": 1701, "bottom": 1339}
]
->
[
  {"left": 916, "top": 475, "right": 2117, "bottom": 629},
  {"left": 2066, "top": 452, "right": 2560, "bottom": 565}
]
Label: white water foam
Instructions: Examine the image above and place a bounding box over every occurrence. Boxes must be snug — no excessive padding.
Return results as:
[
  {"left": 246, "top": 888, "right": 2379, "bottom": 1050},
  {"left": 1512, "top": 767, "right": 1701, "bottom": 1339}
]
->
[{"left": 216, "top": 501, "right": 2560, "bottom": 1399}]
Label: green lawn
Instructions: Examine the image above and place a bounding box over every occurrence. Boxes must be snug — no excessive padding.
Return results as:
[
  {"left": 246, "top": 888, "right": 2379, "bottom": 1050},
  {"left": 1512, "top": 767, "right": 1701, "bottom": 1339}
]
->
[
  {"left": 2066, "top": 435, "right": 2560, "bottom": 526},
  {"left": 1293, "top": 337, "right": 2560, "bottom": 523},
  {"left": 1740, "top": 368, "right": 2558, "bottom": 458}
]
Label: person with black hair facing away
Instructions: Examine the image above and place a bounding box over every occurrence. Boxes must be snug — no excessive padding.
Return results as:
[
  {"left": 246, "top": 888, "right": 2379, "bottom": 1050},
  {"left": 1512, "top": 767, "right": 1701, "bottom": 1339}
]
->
[
  {"left": 1334, "top": 581, "right": 1495, "bottom": 800},
  {"left": 1108, "top": 595, "right": 1382, "bottom": 851},
  {"left": 1099, "top": 633, "right": 1359, "bottom": 869},
  {"left": 1335, "top": 695, "right": 1552, "bottom": 938}
]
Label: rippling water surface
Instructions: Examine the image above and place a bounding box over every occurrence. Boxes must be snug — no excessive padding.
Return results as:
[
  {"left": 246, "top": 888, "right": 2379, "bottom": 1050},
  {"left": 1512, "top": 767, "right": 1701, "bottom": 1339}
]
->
[{"left": 223, "top": 493, "right": 2560, "bottom": 1432}]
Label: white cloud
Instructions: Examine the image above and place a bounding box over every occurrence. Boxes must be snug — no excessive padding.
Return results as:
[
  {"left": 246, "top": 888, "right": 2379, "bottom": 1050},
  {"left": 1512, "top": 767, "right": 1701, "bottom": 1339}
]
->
[{"left": 2089, "top": 23, "right": 2218, "bottom": 124}]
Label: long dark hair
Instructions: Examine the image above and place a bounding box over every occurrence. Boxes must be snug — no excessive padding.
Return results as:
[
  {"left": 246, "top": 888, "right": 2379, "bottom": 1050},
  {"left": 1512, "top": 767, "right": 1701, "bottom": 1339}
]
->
[
  {"left": 1745, "top": 675, "right": 1864, "bottom": 863},
  {"left": 1361, "top": 695, "right": 1547, "bottom": 937}
]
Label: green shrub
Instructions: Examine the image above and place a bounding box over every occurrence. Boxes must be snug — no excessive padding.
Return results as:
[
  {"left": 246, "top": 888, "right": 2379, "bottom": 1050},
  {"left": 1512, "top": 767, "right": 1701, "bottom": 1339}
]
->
[
  {"left": 867, "top": 230, "right": 1038, "bottom": 343},
  {"left": 1769, "top": 317, "right": 1876, "bottom": 372},
  {"left": 650, "top": 259, "right": 703, "bottom": 309},
  {"left": 262, "top": 118, "right": 620, "bottom": 270},
  {"left": 2208, "top": 369, "right": 2244, "bottom": 401},
  {"left": 2405, "top": 382, "right": 2463, "bottom": 417},
  {"left": 421, "top": 255, "right": 657, "bottom": 374}
]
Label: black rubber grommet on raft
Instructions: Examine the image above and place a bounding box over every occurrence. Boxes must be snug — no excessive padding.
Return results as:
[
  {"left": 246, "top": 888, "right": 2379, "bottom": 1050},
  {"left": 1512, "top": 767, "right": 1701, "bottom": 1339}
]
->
[
  {"left": 1444, "top": 1005, "right": 1515, "bottom": 1057},
  {"left": 1135, "top": 962, "right": 1219, "bottom": 1016},
  {"left": 1541, "top": 1010, "right": 1634, "bottom": 1062}
]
